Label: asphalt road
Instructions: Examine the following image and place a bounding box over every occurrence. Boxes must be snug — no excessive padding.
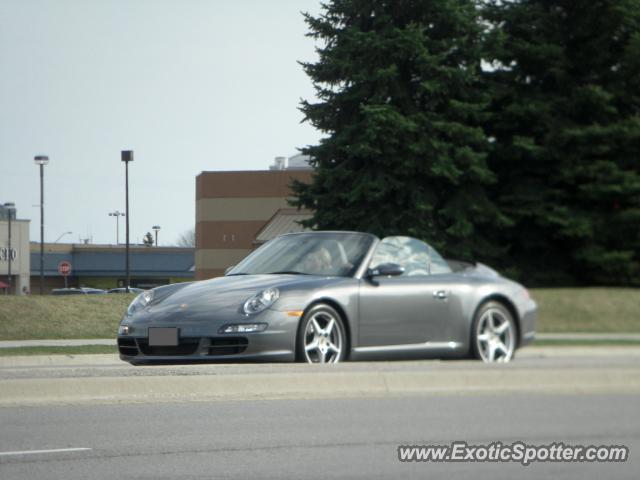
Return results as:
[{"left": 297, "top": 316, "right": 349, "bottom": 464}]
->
[
  {"left": 0, "top": 347, "right": 638, "bottom": 479},
  {"left": 0, "top": 393, "right": 637, "bottom": 479}
]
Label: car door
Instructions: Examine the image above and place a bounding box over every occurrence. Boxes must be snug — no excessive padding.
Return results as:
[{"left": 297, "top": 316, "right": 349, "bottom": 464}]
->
[{"left": 357, "top": 236, "right": 455, "bottom": 347}]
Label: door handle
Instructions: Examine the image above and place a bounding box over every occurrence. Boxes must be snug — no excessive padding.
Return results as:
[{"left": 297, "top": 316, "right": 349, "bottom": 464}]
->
[{"left": 433, "top": 290, "right": 448, "bottom": 300}]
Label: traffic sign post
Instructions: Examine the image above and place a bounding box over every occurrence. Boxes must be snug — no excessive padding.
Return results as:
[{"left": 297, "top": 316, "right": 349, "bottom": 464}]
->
[{"left": 58, "top": 261, "right": 72, "bottom": 289}]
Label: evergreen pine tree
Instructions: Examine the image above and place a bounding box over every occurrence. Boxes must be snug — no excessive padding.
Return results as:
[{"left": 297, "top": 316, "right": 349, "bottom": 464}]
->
[
  {"left": 292, "top": 0, "right": 508, "bottom": 260},
  {"left": 484, "top": 0, "right": 640, "bottom": 285},
  {"left": 143, "top": 232, "right": 154, "bottom": 247}
]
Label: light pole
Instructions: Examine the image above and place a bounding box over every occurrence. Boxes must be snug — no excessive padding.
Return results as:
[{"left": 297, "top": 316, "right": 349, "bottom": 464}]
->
[
  {"left": 108, "top": 211, "right": 125, "bottom": 244},
  {"left": 152, "top": 225, "right": 161, "bottom": 246},
  {"left": 34, "top": 155, "right": 49, "bottom": 295},
  {"left": 121, "top": 151, "right": 133, "bottom": 293},
  {"left": 4, "top": 203, "right": 15, "bottom": 295},
  {"left": 54, "top": 231, "right": 72, "bottom": 243}
]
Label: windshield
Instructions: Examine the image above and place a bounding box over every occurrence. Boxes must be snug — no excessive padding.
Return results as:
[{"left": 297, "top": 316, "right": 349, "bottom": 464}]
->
[{"left": 227, "top": 232, "right": 375, "bottom": 277}]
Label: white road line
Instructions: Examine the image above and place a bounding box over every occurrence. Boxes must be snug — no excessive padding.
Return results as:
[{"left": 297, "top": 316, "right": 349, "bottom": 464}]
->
[{"left": 0, "top": 447, "right": 92, "bottom": 456}]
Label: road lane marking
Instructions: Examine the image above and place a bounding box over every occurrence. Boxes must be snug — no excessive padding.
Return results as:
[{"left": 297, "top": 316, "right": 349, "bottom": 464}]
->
[{"left": 0, "top": 447, "right": 92, "bottom": 456}]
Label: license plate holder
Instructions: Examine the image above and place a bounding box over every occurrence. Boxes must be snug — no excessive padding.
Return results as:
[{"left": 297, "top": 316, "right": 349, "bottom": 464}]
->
[{"left": 148, "top": 327, "right": 179, "bottom": 346}]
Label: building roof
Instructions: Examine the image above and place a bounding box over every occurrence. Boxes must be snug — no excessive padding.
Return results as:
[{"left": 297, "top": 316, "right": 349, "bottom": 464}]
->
[{"left": 254, "top": 209, "right": 313, "bottom": 244}]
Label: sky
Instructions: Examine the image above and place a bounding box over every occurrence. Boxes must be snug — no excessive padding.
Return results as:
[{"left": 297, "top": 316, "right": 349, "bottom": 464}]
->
[{"left": 0, "top": 0, "right": 324, "bottom": 246}]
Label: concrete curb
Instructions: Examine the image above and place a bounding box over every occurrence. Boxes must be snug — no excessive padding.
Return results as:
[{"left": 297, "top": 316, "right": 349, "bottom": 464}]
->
[
  {"left": 0, "top": 354, "right": 122, "bottom": 367},
  {"left": 1, "top": 345, "right": 640, "bottom": 368},
  {"left": 0, "top": 339, "right": 116, "bottom": 348},
  {"left": 1, "top": 365, "right": 639, "bottom": 407},
  {"left": 536, "top": 333, "right": 640, "bottom": 341}
]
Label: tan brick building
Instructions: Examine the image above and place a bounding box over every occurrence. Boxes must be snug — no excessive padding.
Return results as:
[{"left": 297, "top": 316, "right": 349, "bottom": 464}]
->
[
  {"left": 0, "top": 204, "right": 30, "bottom": 295},
  {"left": 195, "top": 170, "right": 313, "bottom": 280}
]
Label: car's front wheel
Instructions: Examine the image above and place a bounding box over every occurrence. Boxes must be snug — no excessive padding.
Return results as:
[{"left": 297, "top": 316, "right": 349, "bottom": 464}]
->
[
  {"left": 296, "top": 304, "right": 347, "bottom": 363},
  {"left": 471, "top": 301, "right": 517, "bottom": 363}
]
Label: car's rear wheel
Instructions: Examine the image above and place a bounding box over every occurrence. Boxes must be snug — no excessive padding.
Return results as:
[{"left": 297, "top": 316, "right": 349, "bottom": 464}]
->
[
  {"left": 296, "top": 304, "right": 347, "bottom": 363},
  {"left": 471, "top": 301, "right": 516, "bottom": 363}
]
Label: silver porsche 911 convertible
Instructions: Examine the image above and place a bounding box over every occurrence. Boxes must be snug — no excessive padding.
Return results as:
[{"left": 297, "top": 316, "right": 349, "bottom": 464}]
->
[{"left": 117, "top": 231, "right": 537, "bottom": 364}]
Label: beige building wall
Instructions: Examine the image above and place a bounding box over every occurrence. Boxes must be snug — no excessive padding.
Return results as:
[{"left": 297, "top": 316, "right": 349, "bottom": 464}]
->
[
  {"left": 196, "top": 198, "right": 292, "bottom": 223},
  {"left": 0, "top": 219, "right": 30, "bottom": 294},
  {"left": 195, "top": 170, "right": 312, "bottom": 280}
]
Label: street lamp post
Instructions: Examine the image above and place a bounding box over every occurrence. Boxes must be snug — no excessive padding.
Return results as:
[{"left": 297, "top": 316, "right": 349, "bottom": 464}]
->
[
  {"left": 54, "top": 231, "right": 72, "bottom": 243},
  {"left": 108, "top": 211, "right": 125, "bottom": 244},
  {"left": 4, "top": 203, "right": 16, "bottom": 295},
  {"left": 121, "top": 151, "right": 133, "bottom": 293},
  {"left": 34, "top": 155, "right": 49, "bottom": 295},
  {"left": 152, "top": 225, "right": 161, "bottom": 246}
]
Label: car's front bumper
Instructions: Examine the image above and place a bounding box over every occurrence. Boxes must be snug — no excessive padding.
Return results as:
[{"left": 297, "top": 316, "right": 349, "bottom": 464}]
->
[
  {"left": 117, "top": 335, "right": 295, "bottom": 363},
  {"left": 117, "top": 309, "right": 299, "bottom": 363}
]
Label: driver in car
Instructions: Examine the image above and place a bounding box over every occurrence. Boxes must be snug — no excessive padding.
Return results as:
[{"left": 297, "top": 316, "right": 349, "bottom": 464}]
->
[{"left": 302, "top": 247, "right": 332, "bottom": 275}]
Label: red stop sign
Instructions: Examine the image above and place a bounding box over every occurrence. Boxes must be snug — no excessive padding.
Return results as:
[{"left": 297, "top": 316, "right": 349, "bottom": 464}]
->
[{"left": 58, "top": 261, "right": 72, "bottom": 276}]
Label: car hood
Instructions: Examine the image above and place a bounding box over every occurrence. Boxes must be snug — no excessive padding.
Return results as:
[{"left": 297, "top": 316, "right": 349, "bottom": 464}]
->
[{"left": 131, "top": 274, "right": 345, "bottom": 322}]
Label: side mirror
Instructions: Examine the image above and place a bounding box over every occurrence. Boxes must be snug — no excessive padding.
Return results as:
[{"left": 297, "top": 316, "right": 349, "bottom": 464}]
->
[
  {"left": 224, "top": 265, "right": 235, "bottom": 275},
  {"left": 367, "top": 263, "right": 405, "bottom": 278}
]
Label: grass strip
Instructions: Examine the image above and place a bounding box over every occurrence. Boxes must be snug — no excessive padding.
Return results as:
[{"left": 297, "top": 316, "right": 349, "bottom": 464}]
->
[{"left": 1, "top": 288, "right": 639, "bottom": 341}]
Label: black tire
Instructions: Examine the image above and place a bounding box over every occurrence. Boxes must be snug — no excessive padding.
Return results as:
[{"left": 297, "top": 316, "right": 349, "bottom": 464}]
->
[
  {"left": 296, "top": 303, "right": 348, "bottom": 363},
  {"left": 470, "top": 301, "right": 517, "bottom": 363}
]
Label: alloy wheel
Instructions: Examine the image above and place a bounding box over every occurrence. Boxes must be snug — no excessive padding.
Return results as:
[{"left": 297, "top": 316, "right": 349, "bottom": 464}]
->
[
  {"left": 475, "top": 307, "right": 515, "bottom": 362},
  {"left": 302, "top": 310, "right": 344, "bottom": 363}
]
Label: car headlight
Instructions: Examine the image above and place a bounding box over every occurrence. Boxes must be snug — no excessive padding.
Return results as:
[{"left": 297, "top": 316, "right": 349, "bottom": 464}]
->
[
  {"left": 118, "top": 325, "right": 133, "bottom": 335},
  {"left": 243, "top": 288, "right": 279, "bottom": 315},
  {"left": 127, "top": 289, "right": 154, "bottom": 316}
]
